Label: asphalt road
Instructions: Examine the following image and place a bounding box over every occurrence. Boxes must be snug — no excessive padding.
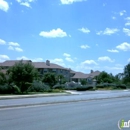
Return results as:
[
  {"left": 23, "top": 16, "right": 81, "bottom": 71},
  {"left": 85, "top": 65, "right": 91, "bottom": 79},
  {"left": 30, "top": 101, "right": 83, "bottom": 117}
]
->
[
  {"left": 0, "top": 97, "right": 130, "bottom": 130},
  {"left": 0, "top": 90, "right": 130, "bottom": 108}
]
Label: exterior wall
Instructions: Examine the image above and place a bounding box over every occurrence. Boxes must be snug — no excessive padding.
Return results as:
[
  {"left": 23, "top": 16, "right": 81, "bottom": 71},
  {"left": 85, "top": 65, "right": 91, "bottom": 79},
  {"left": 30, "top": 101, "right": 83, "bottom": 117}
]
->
[{"left": 37, "top": 68, "right": 71, "bottom": 81}]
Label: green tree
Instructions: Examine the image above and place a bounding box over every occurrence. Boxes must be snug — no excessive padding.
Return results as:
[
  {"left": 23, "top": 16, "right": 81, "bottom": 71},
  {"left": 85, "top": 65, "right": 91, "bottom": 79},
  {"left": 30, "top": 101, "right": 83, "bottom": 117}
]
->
[
  {"left": 7, "top": 60, "right": 38, "bottom": 93},
  {"left": 123, "top": 63, "right": 130, "bottom": 84},
  {"left": 0, "top": 71, "right": 6, "bottom": 85},
  {"left": 42, "top": 73, "right": 57, "bottom": 87},
  {"left": 80, "top": 79, "right": 87, "bottom": 85},
  {"left": 57, "top": 74, "right": 66, "bottom": 84},
  {"left": 114, "top": 73, "right": 123, "bottom": 84},
  {"left": 96, "top": 71, "right": 114, "bottom": 83}
]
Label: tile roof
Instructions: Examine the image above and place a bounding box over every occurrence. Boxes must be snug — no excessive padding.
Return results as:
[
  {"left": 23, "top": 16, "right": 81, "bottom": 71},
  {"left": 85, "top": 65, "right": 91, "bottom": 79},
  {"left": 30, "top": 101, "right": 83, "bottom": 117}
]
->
[
  {"left": 71, "top": 71, "right": 101, "bottom": 79},
  {"left": 32, "top": 62, "right": 68, "bottom": 70},
  {"left": 88, "top": 71, "right": 101, "bottom": 78},
  {"left": 0, "top": 60, "right": 69, "bottom": 70},
  {"left": 0, "top": 60, "right": 32, "bottom": 67},
  {"left": 71, "top": 72, "right": 89, "bottom": 79}
]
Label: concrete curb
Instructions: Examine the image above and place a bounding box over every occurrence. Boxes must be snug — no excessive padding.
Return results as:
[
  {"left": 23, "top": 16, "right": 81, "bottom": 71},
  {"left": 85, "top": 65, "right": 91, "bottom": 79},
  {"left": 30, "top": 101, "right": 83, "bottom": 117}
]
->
[
  {"left": 0, "top": 93, "right": 72, "bottom": 100},
  {"left": 1, "top": 95, "right": 130, "bottom": 109}
]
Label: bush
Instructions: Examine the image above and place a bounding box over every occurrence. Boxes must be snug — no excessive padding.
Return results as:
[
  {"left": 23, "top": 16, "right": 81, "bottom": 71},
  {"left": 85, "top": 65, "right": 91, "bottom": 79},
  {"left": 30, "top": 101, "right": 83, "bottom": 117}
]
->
[
  {"left": 53, "top": 84, "right": 66, "bottom": 90},
  {"left": 80, "top": 79, "right": 87, "bottom": 85},
  {"left": 96, "top": 83, "right": 127, "bottom": 89},
  {"left": 64, "top": 82, "right": 79, "bottom": 90},
  {"left": 27, "top": 80, "right": 51, "bottom": 92},
  {"left": 116, "top": 84, "right": 127, "bottom": 89},
  {"left": 96, "top": 84, "right": 104, "bottom": 88},
  {"left": 76, "top": 85, "right": 94, "bottom": 91},
  {"left": 12, "top": 85, "right": 21, "bottom": 94},
  {"left": 0, "top": 84, "right": 13, "bottom": 94}
]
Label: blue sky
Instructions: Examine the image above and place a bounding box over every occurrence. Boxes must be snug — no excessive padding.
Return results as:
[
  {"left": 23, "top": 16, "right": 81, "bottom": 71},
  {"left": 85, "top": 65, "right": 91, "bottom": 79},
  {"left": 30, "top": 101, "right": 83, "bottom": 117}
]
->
[{"left": 0, "top": 0, "right": 130, "bottom": 75}]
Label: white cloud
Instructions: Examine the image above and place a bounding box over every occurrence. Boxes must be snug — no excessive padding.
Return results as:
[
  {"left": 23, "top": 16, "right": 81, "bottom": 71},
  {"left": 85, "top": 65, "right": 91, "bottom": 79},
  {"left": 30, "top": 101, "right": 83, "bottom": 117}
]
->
[
  {"left": 80, "top": 44, "right": 90, "bottom": 49},
  {"left": 107, "top": 49, "right": 119, "bottom": 53},
  {"left": 63, "top": 53, "right": 71, "bottom": 57},
  {"left": 16, "top": 0, "right": 35, "bottom": 8},
  {"left": 8, "top": 46, "right": 14, "bottom": 50},
  {"left": 0, "top": 39, "right": 6, "bottom": 45},
  {"left": 17, "top": 56, "right": 43, "bottom": 62},
  {"left": 116, "top": 42, "right": 130, "bottom": 51},
  {"left": 8, "top": 46, "right": 23, "bottom": 52},
  {"left": 17, "top": 56, "right": 29, "bottom": 60},
  {"left": 81, "top": 60, "right": 98, "bottom": 65},
  {"left": 125, "top": 17, "right": 130, "bottom": 26},
  {"left": 39, "top": 28, "right": 67, "bottom": 38},
  {"left": 65, "top": 57, "right": 74, "bottom": 62},
  {"left": 112, "top": 16, "right": 116, "bottom": 20},
  {"left": 123, "top": 28, "right": 130, "bottom": 36},
  {"left": 128, "top": 58, "right": 130, "bottom": 62},
  {"left": 78, "top": 28, "right": 90, "bottom": 33},
  {"left": 15, "top": 47, "right": 23, "bottom": 52},
  {"left": 98, "top": 56, "right": 114, "bottom": 62},
  {"left": 60, "top": 0, "right": 86, "bottom": 4},
  {"left": 96, "top": 31, "right": 103, "bottom": 35},
  {"left": 32, "top": 58, "right": 43, "bottom": 62},
  {"left": 103, "top": 28, "right": 119, "bottom": 35},
  {"left": 125, "top": 17, "right": 130, "bottom": 21},
  {"left": 125, "top": 22, "right": 130, "bottom": 26},
  {"left": 119, "top": 10, "right": 126, "bottom": 16},
  {"left": 8, "top": 42, "right": 20, "bottom": 46},
  {"left": 50, "top": 58, "right": 65, "bottom": 66},
  {"left": 97, "top": 28, "right": 119, "bottom": 35},
  {"left": 20, "top": 2, "right": 30, "bottom": 7},
  {"left": 0, "top": 54, "right": 9, "bottom": 62},
  {"left": 103, "top": 3, "right": 106, "bottom": 7},
  {"left": 0, "top": 0, "right": 9, "bottom": 12},
  {"left": 104, "top": 66, "right": 123, "bottom": 70}
]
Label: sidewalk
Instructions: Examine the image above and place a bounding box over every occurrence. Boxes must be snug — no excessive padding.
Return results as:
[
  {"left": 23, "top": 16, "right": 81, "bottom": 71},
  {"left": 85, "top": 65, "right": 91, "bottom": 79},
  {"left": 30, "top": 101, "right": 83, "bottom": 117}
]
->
[{"left": 0, "top": 93, "right": 71, "bottom": 100}]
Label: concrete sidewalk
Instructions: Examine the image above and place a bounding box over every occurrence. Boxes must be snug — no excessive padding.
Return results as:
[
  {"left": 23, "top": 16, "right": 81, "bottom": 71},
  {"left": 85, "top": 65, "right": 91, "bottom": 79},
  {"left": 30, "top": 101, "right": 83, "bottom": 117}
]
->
[{"left": 0, "top": 93, "right": 71, "bottom": 100}]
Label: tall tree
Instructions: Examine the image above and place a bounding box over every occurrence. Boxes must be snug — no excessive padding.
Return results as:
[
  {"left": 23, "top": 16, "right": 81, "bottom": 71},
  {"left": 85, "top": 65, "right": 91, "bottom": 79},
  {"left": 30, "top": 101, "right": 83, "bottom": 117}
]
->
[
  {"left": 0, "top": 71, "right": 6, "bottom": 85},
  {"left": 7, "top": 60, "right": 38, "bottom": 93},
  {"left": 123, "top": 63, "right": 130, "bottom": 83},
  {"left": 42, "top": 73, "right": 57, "bottom": 87}
]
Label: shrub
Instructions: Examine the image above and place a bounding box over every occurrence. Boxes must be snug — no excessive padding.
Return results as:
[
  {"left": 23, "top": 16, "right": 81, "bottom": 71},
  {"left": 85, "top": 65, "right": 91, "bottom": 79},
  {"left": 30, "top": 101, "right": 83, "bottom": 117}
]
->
[
  {"left": 80, "top": 79, "right": 87, "bottom": 85},
  {"left": 27, "top": 80, "right": 51, "bottom": 92},
  {"left": 42, "top": 73, "right": 57, "bottom": 88},
  {"left": 96, "top": 84, "right": 104, "bottom": 88},
  {"left": 64, "top": 82, "right": 79, "bottom": 90},
  {"left": 116, "top": 84, "right": 126, "bottom": 89},
  {"left": 0, "top": 84, "right": 13, "bottom": 94},
  {"left": 53, "top": 84, "right": 66, "bottom": 90},
  {"left": 76, "top": 85, "right": 94, "bottom": 91}
]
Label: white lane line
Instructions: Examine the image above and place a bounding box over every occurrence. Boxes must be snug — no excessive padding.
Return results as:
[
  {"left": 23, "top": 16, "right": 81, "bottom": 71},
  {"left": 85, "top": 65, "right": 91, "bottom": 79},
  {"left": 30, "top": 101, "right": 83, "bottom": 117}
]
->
[{"left": 101, "top": 101, "right": 130, "bottom": 107}]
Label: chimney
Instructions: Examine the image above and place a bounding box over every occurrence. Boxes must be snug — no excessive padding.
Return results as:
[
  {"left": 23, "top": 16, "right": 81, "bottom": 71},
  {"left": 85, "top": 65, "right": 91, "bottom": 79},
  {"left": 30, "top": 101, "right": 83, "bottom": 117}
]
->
[
  {"left": 91, "top": 70, "right": 93, "bottom": 73},
  {"left": 46, "top": 60, "right": 50, "bottom": 66}
]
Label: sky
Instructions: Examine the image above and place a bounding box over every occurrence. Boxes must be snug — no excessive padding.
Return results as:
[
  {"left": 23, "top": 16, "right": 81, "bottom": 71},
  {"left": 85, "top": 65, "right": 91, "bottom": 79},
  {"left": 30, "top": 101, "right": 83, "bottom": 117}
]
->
[{"left": 0, "top": 0, "right": 130, "bottom": 75}]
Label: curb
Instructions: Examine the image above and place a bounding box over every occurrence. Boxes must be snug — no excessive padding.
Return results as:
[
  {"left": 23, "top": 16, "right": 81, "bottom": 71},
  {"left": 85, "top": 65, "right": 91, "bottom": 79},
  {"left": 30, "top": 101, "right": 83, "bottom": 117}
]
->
[
  {"left": 0, "top": 93, "right": 72, "bottom": 100},
  {"left": 1, "top": 95, "right": 130, "bottom": 109}
]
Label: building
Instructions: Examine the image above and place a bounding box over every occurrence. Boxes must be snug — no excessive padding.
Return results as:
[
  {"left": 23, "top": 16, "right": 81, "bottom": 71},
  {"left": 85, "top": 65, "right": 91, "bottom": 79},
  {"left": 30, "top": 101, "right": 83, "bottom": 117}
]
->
[
  {"left": 0, "top": 60, "right": 100, "bottom": 83},
  {"left": 71, "top": 70, "right": 100, "bottom": 84}
]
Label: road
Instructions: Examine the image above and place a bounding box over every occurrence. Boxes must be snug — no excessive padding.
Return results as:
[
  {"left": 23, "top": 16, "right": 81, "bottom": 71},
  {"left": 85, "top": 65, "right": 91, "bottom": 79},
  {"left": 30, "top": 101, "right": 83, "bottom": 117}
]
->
[
  {"left": 0, "top": 90, "right": 130, "bottom": 108},
  {"left": 0, "top": 97, "right": 130, "bottom": 130}
]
